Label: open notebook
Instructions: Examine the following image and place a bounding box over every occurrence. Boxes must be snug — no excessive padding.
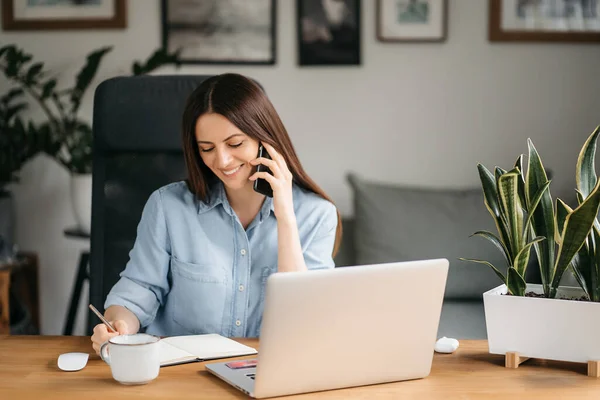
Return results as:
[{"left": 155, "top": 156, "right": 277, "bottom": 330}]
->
[{"left": 159, "top": 334, "right": 257, "bottom": 367}]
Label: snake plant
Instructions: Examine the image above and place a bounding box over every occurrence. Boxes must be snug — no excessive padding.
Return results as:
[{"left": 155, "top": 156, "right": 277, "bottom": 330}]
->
[{"left": 461, "top": 126, "right": 600, "bottom": 300}]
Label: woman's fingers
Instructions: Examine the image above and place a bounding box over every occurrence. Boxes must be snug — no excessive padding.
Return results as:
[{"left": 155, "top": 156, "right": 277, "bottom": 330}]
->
[
  {"left": 259, "top": 143, "right": 293, "bottom": 181},
  {"left": 91, "top": 320, "right": 129, "bottom": 355},
  {"left": 250, "top": 157, "right": 281, "bottom": 178},
  {"left": 113, "top": 320, "right": 129, "bottom": 335},
  {"left": 249, "top": 171, "right": 276, "bottom": 185}
]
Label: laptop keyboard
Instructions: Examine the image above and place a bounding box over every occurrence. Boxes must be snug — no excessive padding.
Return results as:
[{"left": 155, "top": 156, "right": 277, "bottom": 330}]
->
[{"left": 246, "top": 373, "right": 256, "bottom": 380}]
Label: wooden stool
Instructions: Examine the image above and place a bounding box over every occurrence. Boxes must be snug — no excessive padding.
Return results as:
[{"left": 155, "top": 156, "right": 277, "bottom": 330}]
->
[
  {"left": 506, "top": 352, "right": 600, "bottom": 378},
  {"left": 0, "top": 252, "right": 40, "bottom": 334}
]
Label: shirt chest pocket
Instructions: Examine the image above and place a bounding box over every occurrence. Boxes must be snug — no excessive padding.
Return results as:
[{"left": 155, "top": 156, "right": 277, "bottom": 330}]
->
[{"left": 170, "top": 257, "right": 228, "bottom": 335}]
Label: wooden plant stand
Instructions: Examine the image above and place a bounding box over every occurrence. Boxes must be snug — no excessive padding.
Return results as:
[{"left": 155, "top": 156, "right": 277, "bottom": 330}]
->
[{"left": 506, "top": 351, "right": 600, "bottom": 378}]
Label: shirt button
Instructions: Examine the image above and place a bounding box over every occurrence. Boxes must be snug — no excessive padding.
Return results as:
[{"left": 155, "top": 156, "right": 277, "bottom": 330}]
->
[
  {"left": 235, "top": 320, "right": 242, "bottom": 326},
  {"left": 238, "top": 284, "right": 245, "bottom": 292},
  {"left": 240, "top": 249, "right": 246, "bottom": 256}
]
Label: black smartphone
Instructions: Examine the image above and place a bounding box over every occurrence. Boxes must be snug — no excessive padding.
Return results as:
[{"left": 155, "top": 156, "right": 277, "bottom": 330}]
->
[{"left": 253, "top": 145, "right": 273, "bottom": 197}]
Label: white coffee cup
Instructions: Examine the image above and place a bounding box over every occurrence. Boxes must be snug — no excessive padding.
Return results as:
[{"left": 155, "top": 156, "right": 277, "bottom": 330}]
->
[{"left": 100, "top": 333, "right": 161, "bottom": 385}]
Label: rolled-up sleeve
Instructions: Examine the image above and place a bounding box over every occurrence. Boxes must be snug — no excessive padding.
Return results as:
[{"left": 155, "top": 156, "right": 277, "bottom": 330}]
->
[
  {"left": 303, "top": 202, "right": 338, "bottom": 270},
  {"left": 104, "top": 189, "right": 171, "bottom": 328}
]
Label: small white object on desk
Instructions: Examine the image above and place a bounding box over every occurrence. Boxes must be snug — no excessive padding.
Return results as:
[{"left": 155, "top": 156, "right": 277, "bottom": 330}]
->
[
  {"left": 434, "top": 337, "right": 459, "bottom": 354},
  {"left": 58, "top": 352, "right": 89, "bottom": 371}
]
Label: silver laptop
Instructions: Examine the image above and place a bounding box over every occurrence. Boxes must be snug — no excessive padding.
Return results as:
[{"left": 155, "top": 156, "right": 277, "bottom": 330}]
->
[{"left": 206, "top": 258, "right": 449, "bottom": 398}]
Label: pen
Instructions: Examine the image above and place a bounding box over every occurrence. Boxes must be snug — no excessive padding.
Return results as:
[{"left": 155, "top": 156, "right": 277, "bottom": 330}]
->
[{"left": 88, "top": 304, "right": 117, "bottom": 333}]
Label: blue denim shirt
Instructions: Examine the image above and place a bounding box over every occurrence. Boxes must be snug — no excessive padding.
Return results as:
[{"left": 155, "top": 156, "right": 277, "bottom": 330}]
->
[{"left": 104, "top": 180, "right": 337, "bottom": 338}]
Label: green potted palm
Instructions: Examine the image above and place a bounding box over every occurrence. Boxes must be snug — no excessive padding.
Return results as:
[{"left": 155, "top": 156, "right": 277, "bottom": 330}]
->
[
  {"left": 0, "top": 88, "right": 45, "bottom": 261},
  {"left": 0, "top": 44, "right": 181, "bottom": 233},
  {"left": 461, "top": 125, "right": 600, "bottom": 373}
]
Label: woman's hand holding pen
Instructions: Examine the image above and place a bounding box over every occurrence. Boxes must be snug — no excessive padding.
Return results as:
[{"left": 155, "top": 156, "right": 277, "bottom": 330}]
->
[
  {"left": 249, "top": 142, "right": 295, "bottom": 221},
  {"left": 91, "top": 320, "right": 129, "bottom": 355}
]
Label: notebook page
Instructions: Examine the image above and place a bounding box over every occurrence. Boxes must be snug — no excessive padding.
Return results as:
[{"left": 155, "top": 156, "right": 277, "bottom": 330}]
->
[
  {"left": 162, "top": 333, "right": 257, "bottom": 360},
  {"left": 159, "top": 339, "right": 197, "bottom": 366}
]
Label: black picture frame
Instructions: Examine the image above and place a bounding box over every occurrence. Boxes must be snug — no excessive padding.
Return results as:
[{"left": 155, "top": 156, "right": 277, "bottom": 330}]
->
[
  {"left": 297, "top": 0, "right": 361, "bottom": 66},
  {"left": 161, "top": 0, "right": 277, "bottom": 65}
]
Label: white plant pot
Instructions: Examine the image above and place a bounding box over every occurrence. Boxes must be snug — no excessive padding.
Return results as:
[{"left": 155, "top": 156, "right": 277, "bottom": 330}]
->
[
  {"left": 70, "top": 173, "right": 92, "bottom": 235},
  {"left": 484, "top": 284, "right": 600, "bottom": 364}
]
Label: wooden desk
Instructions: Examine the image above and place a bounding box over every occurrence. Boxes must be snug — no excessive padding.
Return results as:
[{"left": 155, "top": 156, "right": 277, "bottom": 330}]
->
[{"left": 1, "top": 336, "right": 600, "bottom": 399}]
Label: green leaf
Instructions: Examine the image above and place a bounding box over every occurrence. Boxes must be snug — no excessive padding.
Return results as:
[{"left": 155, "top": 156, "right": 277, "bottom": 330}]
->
[
  {"left": 0, "top": 45, "right": 15, "bottom": 59},
  {"left": 552, "top": 179, "right": 600, "bottom": 294},
  {"left": 458, "top": 258, "right": 506, "bottom": 283},
  {"left": 589, "top": 226, "right": 600, "bottom": 302},
  {"left": 576, "top": 126, "right": 600, "bottom": 200},
  {"left": 507, "top": 267, "right": 527, "bottom": 296},
  {"left": 25, "top": 62, "right": 43, "bottom": 84},
  {"left": 470, "top": 230, "right": 511, "bottom": 268},
  {"left": 515, "top": 155, "right": 527, "bottom": 210},
  {"left": 70, "top": 46, "right": 112, "bottom": 115},
  {"left": 513, "top": 236, "right": 545, "bottom": 277},
  {"left": 4, "top": 88, "right": 24, "bottom": 102},
  {"left": 498, "top": 170, "right": 525, "bottom": 254},
  {"left": 522, "top": 180, "right": 551, "bottom": 244},
  {"left": 5, "top": 103, "right": 27, "bottom": 121},
  {"left": 555, "top": 198, "right": 573, "bottom": 245},
  {"left": 41, "top": 79, "right": 57, "bottom": 99},
  {"left": 570, "top": 249, "right": 590, "bottom": 297},
  {"left": 131, "top": 47, "right": 182, "bottom": 76},
  {"left": 526, "top": 138, "right": 555, "bottom": 296},
  {"left": 478, "top": 164, "right": 512, "bottom": 259}
]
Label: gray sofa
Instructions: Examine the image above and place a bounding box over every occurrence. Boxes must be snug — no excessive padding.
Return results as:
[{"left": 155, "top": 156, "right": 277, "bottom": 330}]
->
[{"left": 332, "top": 173, "right": 542, "bottom": 339}]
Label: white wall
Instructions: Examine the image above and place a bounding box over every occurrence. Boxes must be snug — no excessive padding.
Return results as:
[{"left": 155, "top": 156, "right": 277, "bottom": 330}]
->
[{"left": 2, "top": 0, "right": 599, "bottom": 335}]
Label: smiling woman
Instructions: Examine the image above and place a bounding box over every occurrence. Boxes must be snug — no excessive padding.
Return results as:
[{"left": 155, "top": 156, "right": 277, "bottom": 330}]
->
[{"left": 89, "top": 73, "right": 343, "bottom": 356}]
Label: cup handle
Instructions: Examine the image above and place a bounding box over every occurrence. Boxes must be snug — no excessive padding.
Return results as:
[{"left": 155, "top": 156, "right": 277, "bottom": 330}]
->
[{"left": 100, "top": 341, "right": 111, "bottom": 365}]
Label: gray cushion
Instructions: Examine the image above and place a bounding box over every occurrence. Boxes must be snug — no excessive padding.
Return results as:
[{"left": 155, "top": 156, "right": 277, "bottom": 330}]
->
[{"left": 347, "top": 173, "right": 508, "bottom": 301}]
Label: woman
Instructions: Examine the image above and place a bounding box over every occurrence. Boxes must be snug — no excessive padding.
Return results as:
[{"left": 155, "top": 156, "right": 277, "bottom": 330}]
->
[{"left": 91, "top": 73, "right": 342, "bottom": 354}]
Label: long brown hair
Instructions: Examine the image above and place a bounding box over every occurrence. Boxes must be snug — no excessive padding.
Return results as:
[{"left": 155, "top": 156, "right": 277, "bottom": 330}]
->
[{"left": 181, "top": 73, "right": 342, "bottom": 256}]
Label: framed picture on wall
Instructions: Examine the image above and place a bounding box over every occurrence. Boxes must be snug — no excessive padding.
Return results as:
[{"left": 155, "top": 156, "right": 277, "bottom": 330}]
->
[
  {"left": 489, "top": 0, "right": 600, "bottom": 42},
  {"left": 297, "top": 0, "right": 361, "bottom": 66},
  {"left": 376, "top": 0, "right": 447, "bottom": 42},
  {"left": 161, "top": 0, "right": 277, "bottom": 65},
  {"left": 1, "top": 0, "right": 126, "bottom": 31}
]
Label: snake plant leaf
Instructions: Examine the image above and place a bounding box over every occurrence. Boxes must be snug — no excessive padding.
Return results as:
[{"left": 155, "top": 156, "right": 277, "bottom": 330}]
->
[
  {"left": 555, "top": 198, "right": 573, "bottom": 245},
  {"left": 499, "top": 170, "right": 525, "bottom": 254},
  {"left": 470, "top": 231, "right": 511, "bottom": 268},
  {"left": 513, "top": 236, "right": 545, "bottom": 277},
  {"left": 522, "top": 180, "right": 551, "bottom": 245},
  {"left": 478, "top": 164, "right": 512, "bottom": 259},
  {"left": 575, "top": 190, "right": 585, "bottom": 206},
  {"left": 527, "top": 139, "right": 555, "bottom": 295},
  {"left": 495, "top": 167, "right": 508, "bottom": 217},
  {"left": 576, "top": 126, "right": 600, "bottom": 232},
  {"left": 576, "top": 126, "right": 600, "bottom": 200},
  {"left": 551, "top": 179, "right": 600, "bottom": 295},
  {"left": 507, "top": 267, "right": 527, "bottom": 296},
  {"left": 591, "top": 227, "right": 600, "bottom": 301},
  {"left": 570, "top": 249, "right": 589, "bottom": 297},
  {"left": 515, "top": 155, "right": 527, "bottom": 209},
  {"left": 458, "top": 258, "right": 506, "bottom": 283}
]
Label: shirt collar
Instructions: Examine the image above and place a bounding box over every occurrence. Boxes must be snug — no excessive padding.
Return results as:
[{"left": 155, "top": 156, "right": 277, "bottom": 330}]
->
[
  {"left": 197, "top": 181, "right": 229, "bottom": 215},
  {"left": 196, "top": 181, "right": 275, "bottom": 219}
]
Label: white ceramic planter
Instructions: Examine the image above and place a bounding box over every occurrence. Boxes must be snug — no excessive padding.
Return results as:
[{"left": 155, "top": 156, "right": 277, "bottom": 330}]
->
[
  {"left": 70, "top": 173, "right": 92, "bottom": 235},
  {"left": 484, "top": 284, "right": 600, "bottom": 364}
]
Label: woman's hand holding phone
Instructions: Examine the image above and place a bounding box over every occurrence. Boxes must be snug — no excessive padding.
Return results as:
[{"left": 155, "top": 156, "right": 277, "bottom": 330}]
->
[{"left": 249, "top": 142, "right": 295, "bottom": 220}]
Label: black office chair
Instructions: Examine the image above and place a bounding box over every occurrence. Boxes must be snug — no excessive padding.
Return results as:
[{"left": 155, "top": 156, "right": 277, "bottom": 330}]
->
[{"left": 88, "top": 75, "right": 213, "bottom": 335}]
